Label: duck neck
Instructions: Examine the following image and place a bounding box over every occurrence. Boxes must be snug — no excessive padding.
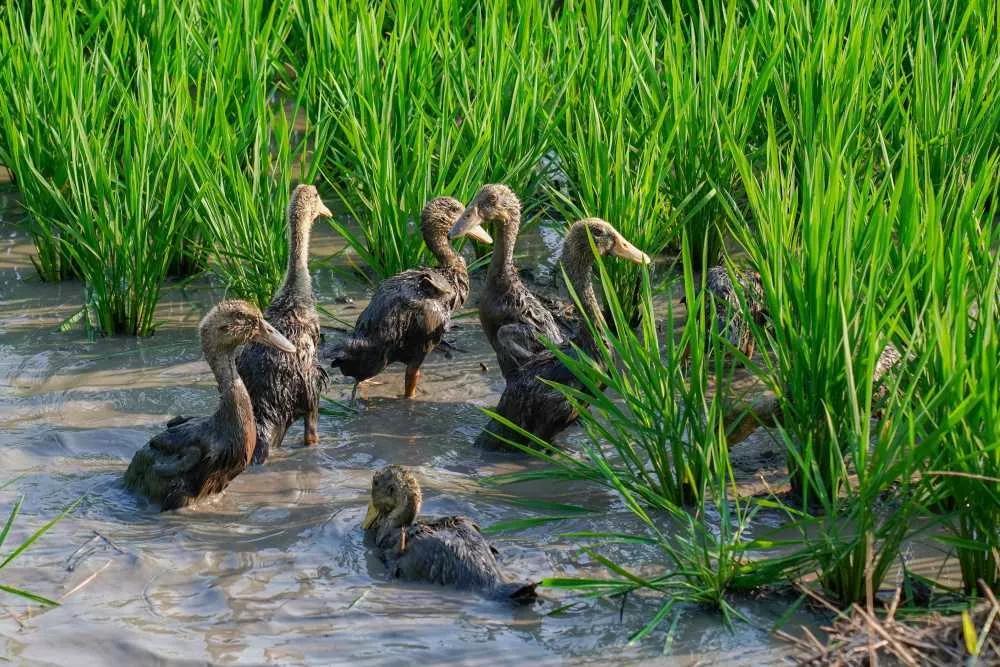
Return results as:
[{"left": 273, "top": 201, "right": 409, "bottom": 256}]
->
[
  {"left": 487, "top": 211, "right": 520, "bottom": 285},
  {"left": 207, "top": 345, "right": 255, "bottom": 466},
  {"left": 277, "top": 209, "right": 313, "bottom": 302},
  {"left": 564, "top": 253, "right": 603, "bottom": 351},
  {"left": 426, "top": 232, "right": 461, "bottom": 269}
]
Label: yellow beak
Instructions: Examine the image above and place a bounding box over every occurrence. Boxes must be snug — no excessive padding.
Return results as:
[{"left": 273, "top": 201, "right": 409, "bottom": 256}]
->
[
  {"left": 362, "top": 500, "right": 379, "bottom": 529},
  {"left": 611, "top": 236, "right": 651, "bottom": 265}
]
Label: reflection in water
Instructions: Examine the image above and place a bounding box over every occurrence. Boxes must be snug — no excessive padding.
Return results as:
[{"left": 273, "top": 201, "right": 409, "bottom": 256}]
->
[{"left": 0, "top": 214, "right": 811, "bottom": 664}]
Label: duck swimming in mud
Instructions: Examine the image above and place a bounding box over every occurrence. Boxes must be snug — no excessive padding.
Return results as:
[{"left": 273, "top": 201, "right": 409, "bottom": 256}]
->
[
  {"left": 124, "top": 301, "right": 296, "bottom": 511},
  {"left": 449, "top": 184, "right": 576, "bottom": 379},
  {"left": 362, "top": 465, "right": 538, "bottom": 602},
  {"left": 238, "top": 184, "right": 332, "bottom": 464},
  {"left": 477, "top": 219, "right": 650, "bottom": 449},
  {"left": 329, "top": 197, "right": 491, "bottom": 400}
]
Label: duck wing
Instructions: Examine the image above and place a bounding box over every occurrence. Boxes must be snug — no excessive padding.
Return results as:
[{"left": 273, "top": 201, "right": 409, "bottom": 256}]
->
[
  {"left": 536, "top": 292, "right": 579, "bottom": 338},
  {"left": 389, "top": 516, "right": 501, "bottom": 591},
  {"left": 494, "top": 323, "right": 549, "bottom": 377}
]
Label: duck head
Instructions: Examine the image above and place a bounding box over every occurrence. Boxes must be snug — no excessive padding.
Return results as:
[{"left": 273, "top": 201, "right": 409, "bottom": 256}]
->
[
  {"left": 422, "top": 197, "right": 490, "bottom": 261},
  {"left": 362, "top": 465, "right": 422, "bottom": 531},
  {"left": 564, "top": 218, "right": 651, "bottom": 266},
  {"left": 199, "top": 300, "right": 296, "bottom": 356},
  {"left": 288, "top": 183, "right": 333, "bottom": 226},
  {"left": 448, "top": 183, "right": 518, "bottom": 243}
]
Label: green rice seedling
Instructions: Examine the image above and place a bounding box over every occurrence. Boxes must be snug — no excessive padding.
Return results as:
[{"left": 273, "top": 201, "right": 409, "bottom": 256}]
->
[
  {"left": 892, "top": 153, "right": 1000, "bottom": 593},
  {"left": 640, "top": 0, "right": 777, "bottom": 266},
  {"left": 313, "top": 2, "right": 484, "bottom": 280},
  {"left": 548, "top": 3, "right": 677, "bottom": 319},
  {"left": 1, "top": 480, "right": 79, "bottom": 607},
  {"left": 448, "top": 0, "right": 560, "bottom": 207},
  {"left": 0, "top": 2, "right": 116, "bottom": 281},
  {"left": 28, "top": 48, "right": 193, "bottom": 336},
  {"left": 723, "top": 117, "right": 905, "bottom": 507},
  {"left": 187, "top": 98, "right": 326, "bottom": 309}
]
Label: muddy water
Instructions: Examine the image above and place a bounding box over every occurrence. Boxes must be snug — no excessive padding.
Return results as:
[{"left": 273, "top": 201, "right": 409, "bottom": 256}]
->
[{"left": 0, "top": 195, "right": 815, "bottom": 665}]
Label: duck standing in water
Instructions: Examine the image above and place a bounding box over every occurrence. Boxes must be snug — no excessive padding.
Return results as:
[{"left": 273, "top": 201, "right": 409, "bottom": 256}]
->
[
  {"left": 329, "top": 197, "right": 491, "bottom": 400},
  {"left": 448, "top": 184, "right": 576, "bottom": 379},
  {"left": 124, "top": 301, "right": 296, "bottom": 511},
  {"left": 477, "top": 219, "right": 650, "bottom": 448},
  {"left": 362, "top": 465, "right": 537, "bottom": 602},
  {"left": 238, "top": 184, "right": 332, "bottom": 464}
]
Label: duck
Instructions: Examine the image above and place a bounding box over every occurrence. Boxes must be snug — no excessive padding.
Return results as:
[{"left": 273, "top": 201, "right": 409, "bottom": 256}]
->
[
  {"left": 238, "top": 184, "right": 332, "bottom": 464},
  {"left": 329, "top": 197, "right": 490, "bottom": 400},
  {"left": 448, "top": 184, "right": 576, "bottom": 379},
  {"left": 685, "top": 266, "right": 767, "bottom": 360},
  {"left": 362, "top": 465, "right": 538, "bottom": 602},
  {"left": 476, "top": 219, "right": 650, "bottom": 448},
  {"left": 124, "top": 301, "right": 296, "bottom": 511}
]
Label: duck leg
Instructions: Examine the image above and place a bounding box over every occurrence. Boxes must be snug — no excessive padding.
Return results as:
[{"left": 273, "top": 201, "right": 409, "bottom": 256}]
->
[
  {"left": 304, "top": 399, "right": 319, "bottom": 446},
  {"left": 403, "top": 364, "right": 421, "bottom": 399},
  {"left": 350, "top": 381, "right": 360, "bottom": 406}
]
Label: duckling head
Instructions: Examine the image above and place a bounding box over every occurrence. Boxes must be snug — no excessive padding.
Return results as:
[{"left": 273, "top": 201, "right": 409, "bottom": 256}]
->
[
  {"left": 449, "top": 183, "right": 518, "bottom": 242},
  {"left": 288, "top": 183, "right": 333, "bottom": 228},
  {"left": 564, "top": 218, "right": 651, "bottom": 266},
  {"left": 422, "top": 196, "right": 490, "bottom": 252},
  {"left": 362, "top": 465, "right": 422, "bottom": 531},
  {"left": 199, "top": 300, "right": 296, "bottom": 356}
]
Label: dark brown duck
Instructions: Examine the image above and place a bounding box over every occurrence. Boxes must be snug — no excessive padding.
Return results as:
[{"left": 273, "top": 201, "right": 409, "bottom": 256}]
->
[
  {"left": 329, "top": 197, "right": 491, "bottom": 399},
  {"left": 683, "top": 266, "right": 767, "bottom": 360},
  {"left": 477, "top": 219, "right": 650, "bottom": 449},
  {"left": 449, "top": 184, "right": 576, "bottom": 379},
  {"left": 238, "top": 184, "right": 332, "bottom": 464},
  {"left": 362, "top": 465, "right": 537, "bottom": 602},
  {"left": 124, "top": 301, "right": 296, "bottom": 511}
]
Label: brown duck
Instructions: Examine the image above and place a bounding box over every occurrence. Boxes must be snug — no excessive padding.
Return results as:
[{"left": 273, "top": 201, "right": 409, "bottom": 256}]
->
[
  {"left": 329, "top": 197, "right": 491, "bottom": 399},
  {"left": 238, "top": 184, "right": 332, "bottom": 464},
  {"left": 449, "top": 184, "right": 576, "bottom": 379},
  {"left": 477, "top": 219, "right": 649, "bottom": 448},
  {"left": 362, "top": 465, "right": 537, "bottom": 602},
  {"left": 124, "top": 301, "right": 295, "bottom": 511}
]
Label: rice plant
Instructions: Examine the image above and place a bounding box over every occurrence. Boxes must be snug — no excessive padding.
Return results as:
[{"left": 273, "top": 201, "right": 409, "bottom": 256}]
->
[
  {"left": 308, "top": 2, "right": 482, "bottom": 279},
  {"left": 186, "top": 96, "right": 325, "bottom": 308},
  {"left": 1, "top": 480, "right": 78, "bottom": 607},
  {"left": 892, "top": 152, "right": 1000, "bottom": 593},
  {"left": 0, "top": 1, "right": 114, "bottom": 281}
]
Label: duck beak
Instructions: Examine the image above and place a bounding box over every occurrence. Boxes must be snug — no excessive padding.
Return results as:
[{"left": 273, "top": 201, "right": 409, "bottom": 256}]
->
[
  {"left": 362, "top": 500, "right": 379, "bottom": 529},
  {"left": 255, "top": 321, "right": 296, "bottom": 353},
  {"left": 316, "top": 199, "right": 333, "bottom": 219},
  {"left": 449, "top": 205, "right": 491, "bottom": 244},
  {"left": 611, "top": 235, "right": 651, "bottom": 265}
]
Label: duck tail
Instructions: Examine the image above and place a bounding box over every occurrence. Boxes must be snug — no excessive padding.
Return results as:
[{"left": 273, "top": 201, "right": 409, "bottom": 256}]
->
[{"left": 496, "top": 581, "right": 539, "bottom": 604}]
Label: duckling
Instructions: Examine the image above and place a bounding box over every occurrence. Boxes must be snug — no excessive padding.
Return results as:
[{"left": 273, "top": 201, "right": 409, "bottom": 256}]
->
[
  {"left": 477, "top": 219, "right": 650, "bottom": 448},
  {"left": 362, "top": 465, "right": 538, "bottom": 602},
  {"left": 329, "top": 197, "right": 490, "bottom": 399},
  {"left": 238, "top": 184, "right": 332, "bottom": 464},
  {"left": 449, "top": 184, "right": 575, "bottom": 379},
  {"left": 124, "top": 301, "right": 296, "bottom": 511}
]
